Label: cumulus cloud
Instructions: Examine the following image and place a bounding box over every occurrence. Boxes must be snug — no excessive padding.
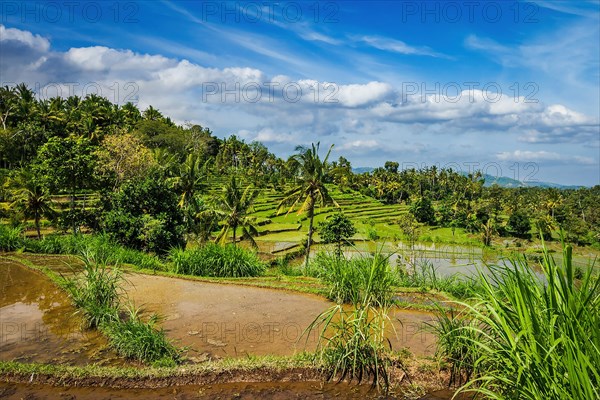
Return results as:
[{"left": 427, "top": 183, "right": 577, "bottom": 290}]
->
[{"left": 0, "top": 25, "right": 50, "bottom": 52}]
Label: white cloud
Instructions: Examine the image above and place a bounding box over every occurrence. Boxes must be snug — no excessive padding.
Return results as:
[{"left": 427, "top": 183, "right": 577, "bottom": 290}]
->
[
  {"left": 338, "top": 139, "right": 380, "bottom": 151},
  {"left": 0, "top": 25, "right": 50, "bottom": 52},
  {"left": 358, "top": 35, "right": 450, "bottom": 59}
]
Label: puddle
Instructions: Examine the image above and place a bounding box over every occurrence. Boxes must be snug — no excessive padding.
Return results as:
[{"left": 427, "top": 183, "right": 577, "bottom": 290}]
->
[{"left": 0, "top": 258, "right": 122, "bottom": 366}]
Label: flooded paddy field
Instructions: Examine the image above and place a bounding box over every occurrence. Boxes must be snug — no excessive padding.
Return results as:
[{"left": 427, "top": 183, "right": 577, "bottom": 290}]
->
[
  {"left": 1, "top": 254, "right": 436, "bottom": 365},
  {"left": 0, "top": 259, "right": 121, "bottom": 366}
]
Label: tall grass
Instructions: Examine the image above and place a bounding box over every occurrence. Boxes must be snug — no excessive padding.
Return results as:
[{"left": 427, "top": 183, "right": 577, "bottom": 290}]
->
[
  {"left": 23, "top": 233, "right": 163, "bottom": 271},
  {"left": 397, "top": 259, "right": 482, "bottom": 300},
  {"left": 61, "top": 249, "right": 179, "bottom": 365},
  {"left": 304, "top": 250, "right": 401, "bottom": 391},
  {"left": 432, "top": 239, "right": 600, "bottom": 399},
  {"left": 169, "top": 243, "right": 265, "bottom": 277},
  {"left": 311, "top": 251, "right": 397, "bottom": 305},
  {"left": 0, "top": 224, "right": 24, "bottom": 251},
  {"left": 61, "top": 251, "right": 122, "bottom": 328},
  {"left": 101, "top": 304, "right": 179, "bottom": 366}
]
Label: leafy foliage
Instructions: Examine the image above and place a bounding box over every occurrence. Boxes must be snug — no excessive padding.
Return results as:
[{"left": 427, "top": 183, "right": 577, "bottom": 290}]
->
[
  {"left": 318, "top": 212, "right": 356, "bottom": 257},
  {"left": 432, "top": 241, "right": 600, "bottom": 399},
  {"left": 101, "top": 173, "right": 185, "bottom": 254}
]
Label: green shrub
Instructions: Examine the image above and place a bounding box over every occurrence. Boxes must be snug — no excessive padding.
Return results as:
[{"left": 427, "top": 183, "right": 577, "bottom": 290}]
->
[
  {"left": 0, "top": 225, "right": 24, "bottom": 251},
  {"left": 169, "top": 243, "right": 265, "bottom": 277}
]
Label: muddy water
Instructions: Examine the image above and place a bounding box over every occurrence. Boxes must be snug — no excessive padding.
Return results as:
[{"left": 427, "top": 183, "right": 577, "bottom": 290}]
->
[
  {"left": 0, "top": 381, "right": 420, "bottom": 399},
  {"left": 124, "top": 274, "right": 437, "bottom": 359},
  {"left": 0, "top": 254, "right": 436, "bottom": 364},
  {"left": 0, "top": 259, "right": 121, "bottom": 365}
]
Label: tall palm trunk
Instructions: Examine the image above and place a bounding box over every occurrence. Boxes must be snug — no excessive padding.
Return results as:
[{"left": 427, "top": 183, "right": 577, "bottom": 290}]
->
[
  {"left": 304, "top": 193, "right": 315, "bottom": 269},
  {"left": 35, "top": 212, "right": 41, "bottom": 239}
]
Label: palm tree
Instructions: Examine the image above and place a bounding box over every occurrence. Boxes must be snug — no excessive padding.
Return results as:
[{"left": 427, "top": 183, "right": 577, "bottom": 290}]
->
[
  {"left": 5, "top": 169, "right": 55, "bottom": 239},
  {"left": 175, "top": 153, "right": 207, "bottom": 230},
  {"left": 277, "top": 143, "right": 338, "bottom": 268},
  {"left": 209, "top": 176, "right": 259, "bottom": 247}
]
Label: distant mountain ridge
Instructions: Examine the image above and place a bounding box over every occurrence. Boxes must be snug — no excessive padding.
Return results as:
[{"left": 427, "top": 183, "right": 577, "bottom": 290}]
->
[
  {"left": 478, "top": 174, "right": 584, "bottom": 189},
  {"left": 351, "top": 167, "right": 585, "bottom": 189}
]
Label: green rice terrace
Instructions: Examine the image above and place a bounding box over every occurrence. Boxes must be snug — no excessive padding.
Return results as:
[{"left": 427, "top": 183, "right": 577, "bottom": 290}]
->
[{"left": 0, "top": 86, "right": 599, "bottom": 399}]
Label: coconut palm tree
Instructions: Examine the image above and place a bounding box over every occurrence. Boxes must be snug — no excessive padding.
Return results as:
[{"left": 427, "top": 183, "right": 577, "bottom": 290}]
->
[
  {"left": 175, "top": 153, "right": 208, "bottom": 232},
  {"left": 5, "top": 169, "right": 55, "bottom": 239},
  {"left": 209, "top": 176, "right": 259, "bottom": 247},
  {"left": 277, "top": 143, "right": 338, "bottom": 268}
]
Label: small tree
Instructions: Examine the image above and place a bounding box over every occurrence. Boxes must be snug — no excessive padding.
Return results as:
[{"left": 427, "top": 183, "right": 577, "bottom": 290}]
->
[
  {"left": 507, "top": 210, "right": 531, "bottom": 239},
  {"left": 397, "top": 213, "right": 420, "bottom": 250},
  {"left": 410, "top": 196, "right": 436, "bottom": 224},
  {"left": 209, "top": 176, "right": 259, "bottom": 247},
  {"left": 481, "top": 218, "right": 497, "bottom": 246},
  {"left": 5, "top": 169, "right": 55, "bottom": 239},
  {"left": 102, "top": 173, "right": 185, "bottom": 254},
  {"left": 318, "top": 212, "right": 356, "bottom": 258}
]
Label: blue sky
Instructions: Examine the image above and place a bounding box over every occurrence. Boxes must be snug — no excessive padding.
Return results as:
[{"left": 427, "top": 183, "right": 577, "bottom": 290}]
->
[{"left": 1, "top": 0, "right": 599, "bottom": 185}]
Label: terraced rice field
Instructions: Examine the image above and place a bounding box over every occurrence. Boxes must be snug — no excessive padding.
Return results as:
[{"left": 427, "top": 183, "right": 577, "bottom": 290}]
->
[{"left": 241, "top": 185, "right": 411, "bottom": 256}]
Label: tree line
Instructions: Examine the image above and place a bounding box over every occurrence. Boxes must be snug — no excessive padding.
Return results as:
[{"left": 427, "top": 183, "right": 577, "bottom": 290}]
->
[{"left": 1, "top": 84, "right": 598, "bottom": 256}]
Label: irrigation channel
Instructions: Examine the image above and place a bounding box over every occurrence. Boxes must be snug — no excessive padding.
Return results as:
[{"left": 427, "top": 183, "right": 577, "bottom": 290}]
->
[{"left": 0, "top": 254, "right": 454, "bottom": 399}]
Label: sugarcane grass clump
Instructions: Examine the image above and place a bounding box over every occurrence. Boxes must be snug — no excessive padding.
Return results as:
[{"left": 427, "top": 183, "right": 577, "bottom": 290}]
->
[
  {"left": 305, "top": 251, "right": 400, "bottom": 391},
  {"left": 433, "top": 239, "right": 600, "bottom": 399}
]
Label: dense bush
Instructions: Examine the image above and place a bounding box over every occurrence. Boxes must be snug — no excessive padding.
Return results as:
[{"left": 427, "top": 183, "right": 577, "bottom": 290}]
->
[
  {"left": 169, "top": 243, "right": 265, "bottom": 277},
  {"left": 101, "top": 174, "right": 185, "bottom": 255},
  {"left": 507, "top": 209, "right": 531, "bottom": 239},
  {"left": 410, "top": 196, "right": 436, "bottom": 224}
]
